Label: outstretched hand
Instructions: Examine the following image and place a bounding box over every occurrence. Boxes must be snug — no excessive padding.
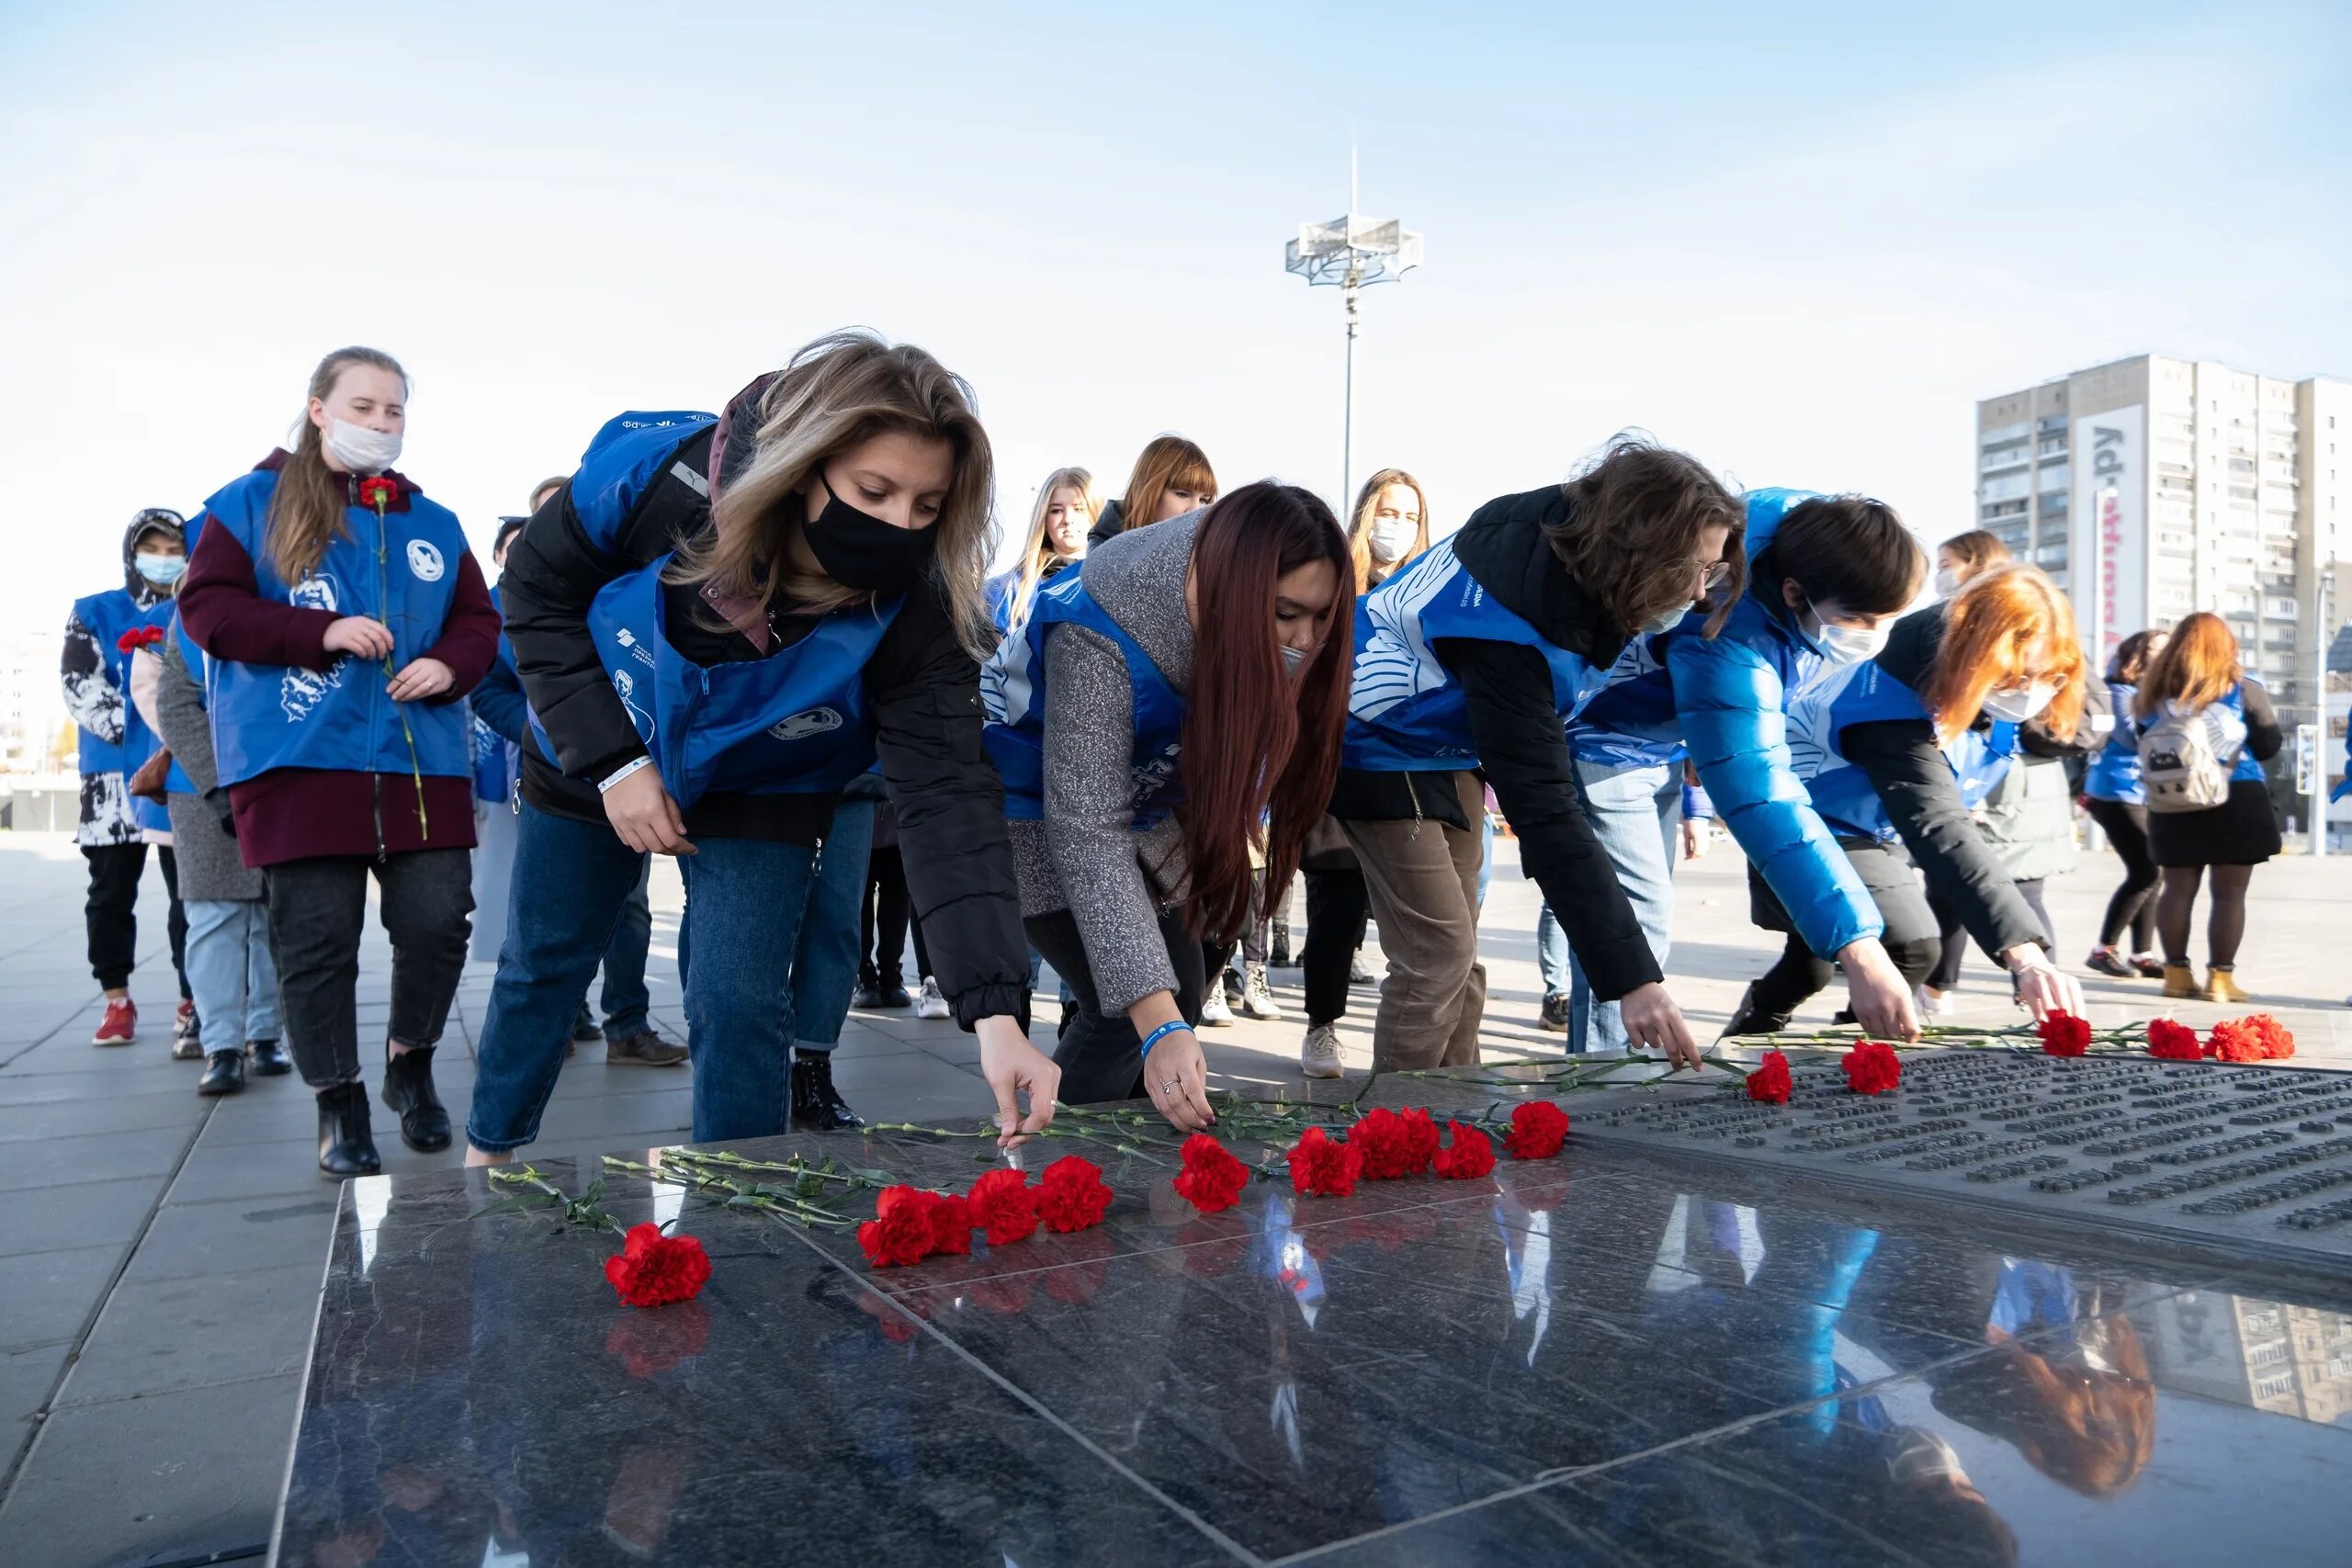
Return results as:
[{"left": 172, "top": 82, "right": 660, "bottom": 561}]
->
[{"left": 977, "top": 1015, "right": 1059, "bottom": 1149}]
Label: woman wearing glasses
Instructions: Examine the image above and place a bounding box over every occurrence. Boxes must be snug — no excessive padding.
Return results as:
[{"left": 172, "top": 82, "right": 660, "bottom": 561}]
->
[{"left": 1330, "top": 437, "right": 1745, "bottom": 1072}]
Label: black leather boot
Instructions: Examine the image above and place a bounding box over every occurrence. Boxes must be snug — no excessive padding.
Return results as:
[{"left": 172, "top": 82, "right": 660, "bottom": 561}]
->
[
  {"left": 790, "top": 1052, "right": 864, "bottom": 1131},
  {"left": 1718, "top": 983, "right": 1794, "bottom": 1042},
  {"left": 380, "top": 1046, "right": 451, "bottom": 1152},
  {"left": 317, "top": 1082, "right": 382, "bottom": 1177},
  {"left": 198, "top": 1049, "right": 245, "bottom": 1097},
  {"left": 247, "top": 1039, "right": 291, "bottom": 1076}
]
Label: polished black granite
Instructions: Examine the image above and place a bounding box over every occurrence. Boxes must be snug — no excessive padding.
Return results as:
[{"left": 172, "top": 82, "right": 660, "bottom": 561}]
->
[{"left": 277, "top": 1082, "right": 2352, "bottom": 1566}]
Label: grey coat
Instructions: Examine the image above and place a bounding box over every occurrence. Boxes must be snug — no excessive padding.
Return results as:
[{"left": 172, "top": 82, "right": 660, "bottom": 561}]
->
[
  {"left": 1978, "top": 754, "right": 2079, "bottom": 883},
  {"left": 149, "top": 637, "right": 264, "bottom": 902},
  {"left": 1008, "top": 513, "right": 1201, "bottom": 1013}
]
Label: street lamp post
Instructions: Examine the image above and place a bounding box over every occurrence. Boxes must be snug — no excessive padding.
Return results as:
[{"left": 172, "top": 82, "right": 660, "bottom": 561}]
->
[{"left": 1284, "top": 159, "right": 1421, "bottom": 510}]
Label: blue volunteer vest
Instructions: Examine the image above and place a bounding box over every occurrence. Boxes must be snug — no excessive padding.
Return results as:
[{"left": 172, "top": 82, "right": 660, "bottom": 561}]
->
[
  {"left": 471, "top": 586, "right": 519, "bottom": 805},
  {"left": 198, "top": 469, "right": 473, "bottom": 789},
  {"left": 980, "top": 567, "right": 1186, "bottom": 826},
  {"left": 1564, "top": 633, "right": 1684, "bottom": 768},
  {"left": 69, "top": 586, "right": 175, "bottom": 784},
  {"left": 2084, "top": 680, "right": 2143, "bottom": 803},
  {"left": 550, "top": 555, "right": 901, "bottom": 811},
  {"left": 1343, "top": 540, "right": 1614, "bottom": 771},
  {"left": 1788, "top": 660, "right": 2019, "bottom": 843}
]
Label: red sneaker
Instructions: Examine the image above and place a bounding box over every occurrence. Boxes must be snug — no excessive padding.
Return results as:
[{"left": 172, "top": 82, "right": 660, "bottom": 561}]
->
[{"left": 93, "top": 997, "right": 138, "bottom": 1046}]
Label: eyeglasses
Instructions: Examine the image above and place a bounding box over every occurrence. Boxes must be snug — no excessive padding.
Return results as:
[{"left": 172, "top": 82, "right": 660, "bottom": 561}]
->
[{"left": 1677, "top": 558, "right": 1734, "bottom": 593}]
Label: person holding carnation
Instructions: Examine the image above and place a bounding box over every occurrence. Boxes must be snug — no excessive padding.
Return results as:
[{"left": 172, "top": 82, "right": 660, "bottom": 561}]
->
[
  {"left": 467, "top": 332, "right": 1061, "bottom": 1158},
  {"left": 983, "top": 482, "right": 1352, "bottom": 1132},
  {"left": 179, "top": 347, "right": 502, "bottom": 1176}
]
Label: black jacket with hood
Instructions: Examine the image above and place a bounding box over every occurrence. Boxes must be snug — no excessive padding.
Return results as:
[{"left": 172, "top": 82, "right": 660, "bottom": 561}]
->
[{"left": 1329, "top": 485, "right": 1660, "bottom": 1000}]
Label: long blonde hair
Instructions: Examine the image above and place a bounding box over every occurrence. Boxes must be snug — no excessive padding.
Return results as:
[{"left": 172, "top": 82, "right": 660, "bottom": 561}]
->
[
  {"left": 666, "top": 331, "right": 996, "bottom": 654},
  {"left": 266, "top": 346, "right": 408, "bottom": 584},
  {"left": 1347, "top": 468, "right": 1430, "bottom": 592},
  {"left": 1004, "top": 466, "right": 1099, "bottom": 637}
]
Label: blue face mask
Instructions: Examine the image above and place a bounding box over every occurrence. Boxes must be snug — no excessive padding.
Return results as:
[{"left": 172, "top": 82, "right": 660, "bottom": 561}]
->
[{"left": 134, "top": 554, "right": 187, "bottom": 587}]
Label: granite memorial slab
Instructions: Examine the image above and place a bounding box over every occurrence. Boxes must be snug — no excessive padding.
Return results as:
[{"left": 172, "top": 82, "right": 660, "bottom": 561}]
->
[{"left": 273, "top": 1055, "right": 2352, "bottom": 1565}]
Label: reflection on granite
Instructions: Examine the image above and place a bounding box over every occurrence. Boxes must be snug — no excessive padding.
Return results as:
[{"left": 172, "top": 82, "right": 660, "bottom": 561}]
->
[{"left": 277, "top": 1081, "right": 2352, "bottom": 1566}]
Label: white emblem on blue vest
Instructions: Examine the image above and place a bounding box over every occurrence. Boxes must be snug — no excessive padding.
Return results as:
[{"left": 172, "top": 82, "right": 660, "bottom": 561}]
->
[
  {"left": 281, "top": 574, "right": 346, "bottom": 722},
  {"left": 406, "top": 540, "right": 445, "bottom": 582},
  {"left": 769, "top": 707, "right": 844, "bottom": 741}
]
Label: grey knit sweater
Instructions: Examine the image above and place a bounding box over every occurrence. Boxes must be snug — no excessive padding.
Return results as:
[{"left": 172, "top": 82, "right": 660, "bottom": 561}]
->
[
  {"left": 148, "top": 637, "right": 264, "bottom": 902},
  {"left": 1011, "top": 513, "right": 1200, "bottom": 1012}
]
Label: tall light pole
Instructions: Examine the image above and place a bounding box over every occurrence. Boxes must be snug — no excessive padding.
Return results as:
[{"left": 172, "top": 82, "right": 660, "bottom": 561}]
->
[{"left": 1284, "top": 152, "right": 1421, "bottom": 511}]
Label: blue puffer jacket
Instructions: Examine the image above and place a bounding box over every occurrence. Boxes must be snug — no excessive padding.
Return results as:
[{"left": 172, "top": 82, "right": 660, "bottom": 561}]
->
[{"left": 1665, "top": 489, "right": 1882, "bottom": 959}]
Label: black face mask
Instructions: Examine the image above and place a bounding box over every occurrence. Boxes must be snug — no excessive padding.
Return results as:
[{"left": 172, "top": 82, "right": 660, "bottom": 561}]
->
[{"left": 802, "top": 472, "right": 937, "bottom": 597}]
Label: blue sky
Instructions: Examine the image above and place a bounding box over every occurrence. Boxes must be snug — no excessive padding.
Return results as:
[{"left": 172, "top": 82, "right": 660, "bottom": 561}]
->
[{"left": 3, "top": 0, "right": 2346, "bottom": 626}]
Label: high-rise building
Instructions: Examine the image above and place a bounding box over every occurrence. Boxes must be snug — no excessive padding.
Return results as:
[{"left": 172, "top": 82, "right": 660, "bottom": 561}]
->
[
  {"left": 1973, "top": 355, "right": 2349, "bottom": 689},
  {"left": 1976, "top": 355, "right": 2351, "bottom": 827}
]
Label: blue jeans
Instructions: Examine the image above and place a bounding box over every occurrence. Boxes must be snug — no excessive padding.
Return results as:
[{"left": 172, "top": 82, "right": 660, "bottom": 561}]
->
[
  {"left": 469, "top": 804, "right": 821, "bottom": 1151},
  {"left": 182, "top": 897, "right": 278, "bottom": 1053},
  {"left": 595, "top": 864, "right": 652, "bottom": 1042},
  {"left": 1558, "top": 756, "right": 1680, "bottom": 1055}
]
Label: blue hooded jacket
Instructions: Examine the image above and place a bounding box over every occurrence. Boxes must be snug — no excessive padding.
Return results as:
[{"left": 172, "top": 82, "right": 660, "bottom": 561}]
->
[{"left": 1665, "top": 489, "right": 1884, "bottom": 958}]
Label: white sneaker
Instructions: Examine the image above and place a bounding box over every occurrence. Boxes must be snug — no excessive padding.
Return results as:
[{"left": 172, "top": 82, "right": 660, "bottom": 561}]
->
[
  {"left": 1301, "top": 1023, "right": 1342, "bottom": 1078},
  {"left": 1200, "top": 989, "right": 1234, "bottom": 1027},
  {"left": 914, "top": 976, "right": 950, "bottom": 1020},
  {"left": 1348, "top": 953, "right": 1376, "bottom": 986},
  {"left": 1915, "top": 985, "right": 1955, "bottom": 1019},
  {"left": 1241, "top": 962, "right": 1284, "bottom": 1021}
]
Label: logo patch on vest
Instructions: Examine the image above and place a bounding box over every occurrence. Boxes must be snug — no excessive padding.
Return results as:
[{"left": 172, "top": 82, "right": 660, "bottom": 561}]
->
[
  {"left": 406, "top": 540, "right": 446, "bottom": 582},
  {"left": 768, "top": 707, "right": 843, "bottom": 741},
  {"left": 282, "top": 575, "right": 347, "bottom": 722},
  {"left": 615, "top": 626, "right": 658, "bottom": 670}
]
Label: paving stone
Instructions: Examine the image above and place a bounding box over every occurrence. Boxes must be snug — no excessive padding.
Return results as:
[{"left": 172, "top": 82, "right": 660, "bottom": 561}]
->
[
  {"left": 0, "top": 1242, "right": 124, "bottom": 1351},
  {"left": 55, "top": 1261, "right": 322, "bottom": 1406}
]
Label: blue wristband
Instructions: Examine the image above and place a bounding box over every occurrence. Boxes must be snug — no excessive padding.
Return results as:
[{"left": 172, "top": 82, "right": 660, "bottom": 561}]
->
[{"left": 1138, "top": 1020, "right": 1193, "bottom": 1061}]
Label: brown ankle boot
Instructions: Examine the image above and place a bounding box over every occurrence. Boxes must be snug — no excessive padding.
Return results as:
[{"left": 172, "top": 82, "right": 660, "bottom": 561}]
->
[
  {"left": 2205, "top": 966, "right": 2250, "bottom": 1004},
  {"left": 2161, "top": 964, "right": 2199, "bottom": 1000}
]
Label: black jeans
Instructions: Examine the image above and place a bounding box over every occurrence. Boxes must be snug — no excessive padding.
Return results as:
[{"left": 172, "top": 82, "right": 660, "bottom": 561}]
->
[
  {"left": 265, "top": 850, "right": 473, "bottom": 1089},
  {"left": 1302, "top": 865, "right": 1370, "bottom": 1026},
  {"left": 1025, "top": 907, "right": 1204, "bottom": 1105},
  {"left": 1746, "top": 841, "right": 1944, "bottom": 1020},
  {"left": 82, "top": 842, "right": 187, "bottom": 996},
  {"left": 2083, "top": 797, "right": 2159, "bottom": 951},
  {"left": 859, "top": 844, "right": 931, "bottom": 987},
  {"left": 1926, "top": 879, "right": 2051, "bottom": 990}
]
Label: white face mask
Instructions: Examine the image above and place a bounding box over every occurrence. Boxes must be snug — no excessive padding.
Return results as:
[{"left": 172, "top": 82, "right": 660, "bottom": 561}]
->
[
  {"left": 323, "top": 417, "right": 402, "bottom": 474},
  {"left": 1803, "top": 604, "right": 1890, "bottom": 665},
  {"left": 1982, "top": 682, "right": 2058, "bottom": 723},
  {"left": 1367, "top": 516, "right": 1417, "bottom": 564},
  {"left": 1279, "top": 643, "right": 1310, "bottom": 681},
  {"left": 1932, "top": 567, "right": 1961, "bottom": 597},
  {"left": 1642, "top": 604, "right": 1690, "bottom": 637}
]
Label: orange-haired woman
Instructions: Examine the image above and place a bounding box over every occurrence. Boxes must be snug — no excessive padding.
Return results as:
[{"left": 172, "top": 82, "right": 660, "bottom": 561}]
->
[
  {"left": 2131, "top": 612, "right": 2281, "bottom": 1000},
  {"left": 1087, "top": 435, "right": 1216, "bottom": 546},
  {"left": 1728, "top": 565, "right": 2093, "bottom": 1032}
]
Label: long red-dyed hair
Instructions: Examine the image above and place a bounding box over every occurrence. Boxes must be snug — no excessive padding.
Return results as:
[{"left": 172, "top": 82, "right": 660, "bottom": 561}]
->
[
  {"left": 1924, "top": 565, "right": 2088, "bottom": 745},
  {"left": 2132, "top": 612, "right": 2241, "bottom": 721},
  {"left": 1174, "top": 482, "right": 1352, "bottom": 941}
]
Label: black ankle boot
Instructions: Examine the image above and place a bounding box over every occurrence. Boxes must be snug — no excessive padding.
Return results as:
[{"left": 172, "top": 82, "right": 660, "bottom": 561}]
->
[
  {"left": 1719, "top": 983, "right": 1795, "bottom": 1042},
  {"left": 198, "top": 1049, "right": 245, "bottom": 1097},
  {"left": 380, "top": 1046, "right": 451, "bottom": 1153},
  {"left": 790, "top": 1053, "right": 864, "bottom": 1131},
  {"left": 247, "top": 1039, "right": 291, "bottom": 1076},
  {"left": 317, "top": 1082, "right": 382, "bottom": 1177}
]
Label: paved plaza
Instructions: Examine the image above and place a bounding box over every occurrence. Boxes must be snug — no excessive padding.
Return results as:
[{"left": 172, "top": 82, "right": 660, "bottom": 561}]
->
[{"left": 1, "top": 829, "right": 2346, "bottom": 1565}]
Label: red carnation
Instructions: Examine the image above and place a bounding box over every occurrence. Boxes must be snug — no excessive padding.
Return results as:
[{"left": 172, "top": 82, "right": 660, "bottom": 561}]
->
[
  {"left": 1502, "top": 1100, "right": 1570, "bottom": 1161},
  {"left": 1286, "top": 1124, "right": 1363, "bottom": 1197},
  {"left": 2146, "top": 1019, "right": 2203, "bottom": 1061},
  {"left": 857, "top": 1185, "right": 937, "bottom": 1269},
  {"left": 966, "top": 1168, "right": 1039, "bottom": 1246},
  {"left": 1841, "top": 1041, "right": 1903, "bottom": 1096},
  {"left": 357, "top": 475, "right": 398, "bottom": 511},
  {"left": 924, "top": 1190, "right": 974, "bottom": 1257},
  {"left": 1348, "top": 1108, "right": 1427, "bottom": 1179},
  {"left": 115, "top": 626, "right": 165, "bottom": 653},
  {"left": 2246, "top": 1013, "right": 2296, "bottom": 1061},
  {"left": 2037, "top": 1010, "right": 2094, "bottom": 1057},
  {"left": 1397, "top": 1107, "right": 1442, "bottom": 1170},
  {"left": 1035, "top": 1155, "right": 1113, "bottom": 1233},
  {"left": 2208, "top": 1018, "right": 2267, "bottom": 1064},
  {"left": 1747, "top": 1050, "right": 1793, "bottom": 1104},
  {"left": 1172, "top": 1134, "right": 1250, "bottom": 1213},
  {"left": 1432, "top": 1121, "right": 1497, "bottom": 1179},
  {"left": 601, "top": 1223, "right": 712, "bottom": 1308}
]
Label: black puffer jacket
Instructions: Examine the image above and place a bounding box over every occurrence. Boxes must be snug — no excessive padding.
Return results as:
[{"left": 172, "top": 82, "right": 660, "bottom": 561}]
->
[
  {"left": 1330, "top": 486, "right": 1659, "bottom": 1000},
  {"left": 499, "top": 418, "right": 1027, "bottom": 1032},
  {"left": 1084, "top": 496, "right": 1127, "bottom": 550}
]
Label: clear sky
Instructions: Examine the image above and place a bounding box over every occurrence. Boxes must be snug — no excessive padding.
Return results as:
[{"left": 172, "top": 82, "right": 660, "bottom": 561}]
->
[{"left": 3, "top": 0, "right": 2346, "bottom": 628}]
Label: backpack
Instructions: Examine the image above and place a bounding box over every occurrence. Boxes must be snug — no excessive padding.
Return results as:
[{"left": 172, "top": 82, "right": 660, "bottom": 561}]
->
[{"left": 2138, "top": 697, "right": 2244, "bottom": 813}]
